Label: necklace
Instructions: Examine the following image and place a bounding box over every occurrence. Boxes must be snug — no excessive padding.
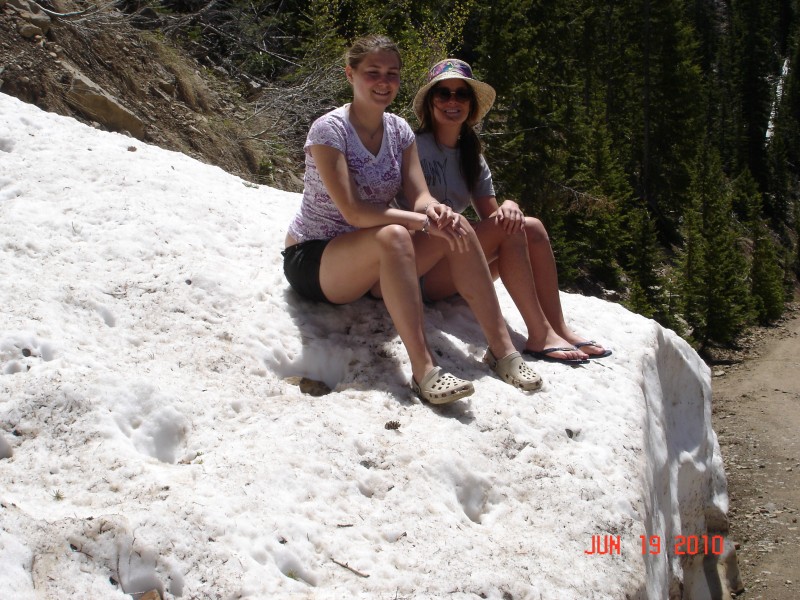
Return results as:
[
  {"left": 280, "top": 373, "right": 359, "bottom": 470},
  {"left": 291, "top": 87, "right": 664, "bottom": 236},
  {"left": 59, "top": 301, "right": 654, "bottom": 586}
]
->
[{"left": 350, "top": 107, "right": 383, "bottom": 141}]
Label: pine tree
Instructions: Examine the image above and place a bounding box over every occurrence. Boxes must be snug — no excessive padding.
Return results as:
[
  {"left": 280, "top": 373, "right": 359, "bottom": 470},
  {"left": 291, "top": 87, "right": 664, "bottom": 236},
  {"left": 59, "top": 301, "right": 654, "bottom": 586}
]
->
[
  {"left": 730, "top": 0, "right": 783, "bottom": 194},
  {"left": 561, "top": 92, "right": 629, "bottom": 289},
  {"left": 622, "top": 205, "right": 677, "bottom": 327},
  {"left": 471, "top": 1, "right": 631, "bottom": 290},
  {"left": 750, "top": 221, "right": 786, "bottom": 323},
  {"left": 732, "top": 169, "right": 786, "bottom": 323},
  {"left": 682, "top": 144, "right": 752, "bottom": 346},
  {"left": 637, "top": 0, "right": 705, "bottom": 243},
  {"left": 679, "top": 195, "right": 707, "bottom": 343},
  {"left": 470, "top": 0, "right": 577, "bottom": 209},
  {"left": 731, "top": 166, "right": 763, "bottom": 224}
]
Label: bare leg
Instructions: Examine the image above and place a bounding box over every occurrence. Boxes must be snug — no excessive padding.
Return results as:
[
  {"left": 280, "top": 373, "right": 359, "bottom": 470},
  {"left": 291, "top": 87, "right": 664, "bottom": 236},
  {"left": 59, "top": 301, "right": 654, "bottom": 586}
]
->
[
  {"left": 319, "top": 225, "right": 437, "bottom": 383},
  {"left": 522, "top": 217, "right": 608, "bottom": 356},
  {"left": 411, "top": 224, "right": 518, "bottom": 361},
  {"left": 420, "top": 220, "right": 586, "bottom": 361}
]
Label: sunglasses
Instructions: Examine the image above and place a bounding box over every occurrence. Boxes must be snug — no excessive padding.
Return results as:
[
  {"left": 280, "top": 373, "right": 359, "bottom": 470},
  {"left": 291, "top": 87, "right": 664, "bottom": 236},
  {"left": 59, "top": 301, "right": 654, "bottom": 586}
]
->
[{"left": 432, "top": 86, "right": 473, "bottom": 103}]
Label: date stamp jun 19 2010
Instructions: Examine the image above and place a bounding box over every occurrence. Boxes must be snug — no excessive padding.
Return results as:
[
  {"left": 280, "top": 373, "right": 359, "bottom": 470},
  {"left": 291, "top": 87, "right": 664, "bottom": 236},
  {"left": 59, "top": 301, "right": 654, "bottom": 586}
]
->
[{"left": 584, "top": 534, "right": 725, "bottom": 556}]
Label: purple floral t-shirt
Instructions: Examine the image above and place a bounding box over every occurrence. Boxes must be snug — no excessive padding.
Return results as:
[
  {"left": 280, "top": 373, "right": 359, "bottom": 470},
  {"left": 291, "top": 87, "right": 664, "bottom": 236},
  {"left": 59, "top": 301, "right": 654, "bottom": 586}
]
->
[{"left": 287, "top": 105, "right": 416, "bottom": 242}]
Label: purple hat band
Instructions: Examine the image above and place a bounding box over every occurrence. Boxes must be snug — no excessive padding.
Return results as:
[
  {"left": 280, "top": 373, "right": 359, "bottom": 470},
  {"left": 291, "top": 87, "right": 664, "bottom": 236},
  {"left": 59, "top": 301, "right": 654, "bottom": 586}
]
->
[
  {"left": 427, "top": 59, "right": 474, "bottom": 83},
  {"left": 414, "top": 58, "right": 496, "bottom": 124}
]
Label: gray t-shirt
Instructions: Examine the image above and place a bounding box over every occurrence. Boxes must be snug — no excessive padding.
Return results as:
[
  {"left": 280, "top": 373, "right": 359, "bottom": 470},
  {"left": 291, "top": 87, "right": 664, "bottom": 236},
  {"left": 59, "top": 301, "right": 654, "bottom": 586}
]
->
[{"left": 403, "top": 131, "right": 494, "bottom": 213}]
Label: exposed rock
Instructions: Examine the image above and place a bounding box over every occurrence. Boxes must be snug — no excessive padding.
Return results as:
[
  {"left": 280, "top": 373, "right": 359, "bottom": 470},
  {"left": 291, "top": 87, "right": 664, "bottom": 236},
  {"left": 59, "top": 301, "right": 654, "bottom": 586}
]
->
[
  {"left": 23, "top": 11, "right": 50, "bottom": 34},
  {"left": 299, "top": 378, "right": 332, "bottom": 396},
  {"left": 284, "top": 376, "right": 332, "bottom": 396},
  {"left": 17, "top": 22, "right": 42, "bottom": 38},
  {"left": 8, "top": 0, "right": 51, "bottom": 35},
  {"left": 156, "top": 78, "right": 176, "bottom": 95},
  {"left": 130, "top": 7, "right": 161, "bottom": 30},
  {"left": 62, "top": 66, "right": 145, "bottom": 139}
]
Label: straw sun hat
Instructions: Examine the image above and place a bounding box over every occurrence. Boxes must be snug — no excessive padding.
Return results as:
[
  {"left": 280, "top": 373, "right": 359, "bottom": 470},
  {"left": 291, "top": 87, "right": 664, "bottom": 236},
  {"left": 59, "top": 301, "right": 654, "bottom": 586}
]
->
[{"left": 412, "top": 59, "right": 496, "bottom": 125}]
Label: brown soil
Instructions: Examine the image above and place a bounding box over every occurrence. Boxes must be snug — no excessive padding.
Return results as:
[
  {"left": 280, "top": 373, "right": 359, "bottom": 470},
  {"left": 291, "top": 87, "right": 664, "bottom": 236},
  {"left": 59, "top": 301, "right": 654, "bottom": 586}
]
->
[
  {"left": 712, "top": 303, "right": 800, "bottom": 599},
  {"left": 0, "top": 0, "right": 303, "bottom": 191}
]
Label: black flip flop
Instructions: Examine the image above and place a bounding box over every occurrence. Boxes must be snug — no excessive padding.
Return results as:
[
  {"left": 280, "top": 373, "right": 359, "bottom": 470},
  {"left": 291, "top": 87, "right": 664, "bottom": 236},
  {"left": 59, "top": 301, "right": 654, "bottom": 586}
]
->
[
  {"left": 522, "top": 347, "right": 589, "bottom": 365},
  {"left": 574, "top": 341, "right": 612, "bottom": 359}
]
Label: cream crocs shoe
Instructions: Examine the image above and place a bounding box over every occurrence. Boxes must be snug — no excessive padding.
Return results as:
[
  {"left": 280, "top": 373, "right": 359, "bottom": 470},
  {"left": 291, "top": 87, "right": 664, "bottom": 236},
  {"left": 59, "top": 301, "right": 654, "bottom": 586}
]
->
[
  {"left": 411, "top": 366, "right": 474, "bottom": 404},
  {"left": 484, "top": 350, "right": 543, "bottom": 391}
]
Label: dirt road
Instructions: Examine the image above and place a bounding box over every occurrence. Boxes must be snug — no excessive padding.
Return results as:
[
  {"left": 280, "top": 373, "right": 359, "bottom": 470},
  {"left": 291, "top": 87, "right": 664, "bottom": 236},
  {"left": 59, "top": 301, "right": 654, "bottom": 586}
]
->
[{"left": 712, "top": 307, "right": 800, "bottom": 599}]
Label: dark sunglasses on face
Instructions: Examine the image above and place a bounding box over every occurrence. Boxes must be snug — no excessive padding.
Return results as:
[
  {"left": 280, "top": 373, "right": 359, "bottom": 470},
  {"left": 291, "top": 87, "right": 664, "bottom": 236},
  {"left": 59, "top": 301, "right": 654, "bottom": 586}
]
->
[{"left": 432, "top": 86, "right": 473, "bottom": 102}]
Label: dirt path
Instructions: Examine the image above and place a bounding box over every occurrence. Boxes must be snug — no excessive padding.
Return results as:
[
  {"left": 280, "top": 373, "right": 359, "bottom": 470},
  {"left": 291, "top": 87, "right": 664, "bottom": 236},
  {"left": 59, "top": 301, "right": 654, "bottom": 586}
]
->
[{"left": 712, "top": 306, "right": 800, "bottom": 599}]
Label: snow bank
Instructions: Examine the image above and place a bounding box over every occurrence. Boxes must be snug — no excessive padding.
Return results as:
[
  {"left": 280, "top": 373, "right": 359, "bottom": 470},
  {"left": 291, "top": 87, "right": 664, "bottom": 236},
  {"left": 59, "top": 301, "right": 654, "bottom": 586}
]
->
[{"left": 0, "top": 92, "right": 730, "bottom": 599}]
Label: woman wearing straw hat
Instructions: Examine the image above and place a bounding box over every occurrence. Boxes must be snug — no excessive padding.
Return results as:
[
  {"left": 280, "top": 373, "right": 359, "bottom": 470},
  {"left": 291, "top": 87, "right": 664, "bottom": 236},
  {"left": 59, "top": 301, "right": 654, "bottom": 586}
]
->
[
  {"left": 283, "top": 36, "right": 543, "bottom": 403},
  {"left": 406, "top": 59, "right": 611, "bottom": 363}
]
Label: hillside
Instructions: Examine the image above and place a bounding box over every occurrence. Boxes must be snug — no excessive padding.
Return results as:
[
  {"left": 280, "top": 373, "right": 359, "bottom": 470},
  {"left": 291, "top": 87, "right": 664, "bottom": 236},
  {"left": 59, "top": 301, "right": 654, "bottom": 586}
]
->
[{"left": 0, "top": 0, "right": 303, "bottom": 191}]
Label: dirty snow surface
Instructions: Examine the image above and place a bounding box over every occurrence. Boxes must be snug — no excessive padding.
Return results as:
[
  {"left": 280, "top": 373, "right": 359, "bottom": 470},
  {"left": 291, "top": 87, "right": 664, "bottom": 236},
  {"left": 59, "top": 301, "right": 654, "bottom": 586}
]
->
[{"left": 0, "top": 92, "right": 728, "bottom": 599}]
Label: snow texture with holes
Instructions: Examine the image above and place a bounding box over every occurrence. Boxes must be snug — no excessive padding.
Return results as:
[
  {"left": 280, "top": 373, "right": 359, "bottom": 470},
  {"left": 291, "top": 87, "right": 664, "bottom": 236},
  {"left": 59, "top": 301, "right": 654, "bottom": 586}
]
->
[{"left": 0, "top": 92, "right": 729, "bottom": 599}]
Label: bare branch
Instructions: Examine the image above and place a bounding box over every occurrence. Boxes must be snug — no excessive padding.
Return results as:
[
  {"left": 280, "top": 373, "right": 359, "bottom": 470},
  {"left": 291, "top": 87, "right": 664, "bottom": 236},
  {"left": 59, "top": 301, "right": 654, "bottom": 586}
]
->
[
  {"left": 331, "top": 558, "right": 370, "bottom": 578},
  {"left": 29, "top": 1, "right": 98, "bottom": 18}
]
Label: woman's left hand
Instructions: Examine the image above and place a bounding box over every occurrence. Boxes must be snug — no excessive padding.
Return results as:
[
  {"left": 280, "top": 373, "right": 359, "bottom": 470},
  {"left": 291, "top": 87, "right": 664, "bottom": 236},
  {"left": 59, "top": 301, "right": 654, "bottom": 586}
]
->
[{"left": 495, "top": 200, "right": 525, "bottom": 234}]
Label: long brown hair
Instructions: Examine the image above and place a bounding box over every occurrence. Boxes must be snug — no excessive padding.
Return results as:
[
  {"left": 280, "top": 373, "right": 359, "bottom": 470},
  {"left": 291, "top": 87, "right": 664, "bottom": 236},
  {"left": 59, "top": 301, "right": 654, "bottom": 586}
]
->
[{"left": 417, "top": 85, "right": 482, "bottom": 194}]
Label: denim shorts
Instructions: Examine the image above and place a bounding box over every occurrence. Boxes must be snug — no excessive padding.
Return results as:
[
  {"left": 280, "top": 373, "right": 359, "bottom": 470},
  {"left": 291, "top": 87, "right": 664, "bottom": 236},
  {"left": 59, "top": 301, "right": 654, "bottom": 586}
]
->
[{"left": 282, "top": 239, "right": 337, "bottom": 304}]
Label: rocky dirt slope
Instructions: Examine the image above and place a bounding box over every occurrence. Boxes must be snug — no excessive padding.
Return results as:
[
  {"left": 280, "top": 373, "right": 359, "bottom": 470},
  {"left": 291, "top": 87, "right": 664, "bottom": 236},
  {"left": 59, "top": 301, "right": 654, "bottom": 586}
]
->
[{"left": 0, "top": 0, "right": 302, "bottom": 191}]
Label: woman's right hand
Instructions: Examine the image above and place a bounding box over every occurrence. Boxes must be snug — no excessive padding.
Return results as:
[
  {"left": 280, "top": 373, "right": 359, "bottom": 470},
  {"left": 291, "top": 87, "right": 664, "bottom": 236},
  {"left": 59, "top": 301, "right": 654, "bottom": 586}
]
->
[
  {"left": 429, "top": 203, "right": 468, "bottom": 234},
  {"left": 424, "top": 208, "right": 471, "bottom": 252},
  {"left": 427, "top": 202, "right": 456, "bottom": 227},
  {"left": 494, "top": 199, "right": 525, "bottom": 234}
]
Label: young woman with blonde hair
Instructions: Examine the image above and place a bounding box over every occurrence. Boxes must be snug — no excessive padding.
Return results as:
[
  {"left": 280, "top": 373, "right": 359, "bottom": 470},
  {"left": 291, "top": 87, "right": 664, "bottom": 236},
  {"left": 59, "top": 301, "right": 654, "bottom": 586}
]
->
[{"left": 283, "top": 36, "right": 543, "bottom": 403}]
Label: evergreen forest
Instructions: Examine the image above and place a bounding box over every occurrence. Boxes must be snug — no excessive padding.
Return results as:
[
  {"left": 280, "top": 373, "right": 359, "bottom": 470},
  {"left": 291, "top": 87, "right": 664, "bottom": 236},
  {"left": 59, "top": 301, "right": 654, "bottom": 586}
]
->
[{"left": 148, "top": 0, "right": 800, "bottom": 351}]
